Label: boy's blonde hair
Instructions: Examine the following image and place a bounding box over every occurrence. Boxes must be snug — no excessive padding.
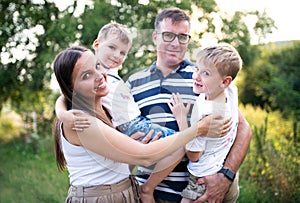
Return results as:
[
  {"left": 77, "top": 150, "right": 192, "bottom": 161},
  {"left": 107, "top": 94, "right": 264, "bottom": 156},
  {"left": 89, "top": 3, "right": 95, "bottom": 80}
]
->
[
  {"left": 196, "top": 43, "right": 242, "bottom": 80},
  {"left": 97, "top": 22, "right": 132, "bottom": 45}
]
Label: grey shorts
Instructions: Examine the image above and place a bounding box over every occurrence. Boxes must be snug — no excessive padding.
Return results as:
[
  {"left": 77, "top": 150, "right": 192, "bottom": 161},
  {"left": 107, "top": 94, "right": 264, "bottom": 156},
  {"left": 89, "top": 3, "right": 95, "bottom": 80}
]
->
[
  {"left": 181, "top": 174, "right": 206, "bottom": 200},
  {"left": 181, "top": 172, "right": 240, "bottom": 202}
]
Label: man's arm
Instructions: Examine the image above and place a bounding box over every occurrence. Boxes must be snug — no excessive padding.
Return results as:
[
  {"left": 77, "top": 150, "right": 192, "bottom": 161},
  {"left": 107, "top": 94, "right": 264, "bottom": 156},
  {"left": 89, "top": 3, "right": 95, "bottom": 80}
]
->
[
  {"left": 195, "top": 110, "right": 252, "bottom": 203},
  {"left": 224, "top": 110, "right": 252, "bottom": 171}
]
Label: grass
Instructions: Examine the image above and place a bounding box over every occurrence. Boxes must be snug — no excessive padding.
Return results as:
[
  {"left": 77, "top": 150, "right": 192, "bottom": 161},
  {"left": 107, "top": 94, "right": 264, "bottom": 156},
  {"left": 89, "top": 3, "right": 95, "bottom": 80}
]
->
[
  {"left": 0, "top": 136, "right": 259, "bottom": 203},
  {"left": 0, "top": 136, "right": 69, "bottom": 203},
  {"left": 0, "top": 134, "right": 297, "bottom": 203}
]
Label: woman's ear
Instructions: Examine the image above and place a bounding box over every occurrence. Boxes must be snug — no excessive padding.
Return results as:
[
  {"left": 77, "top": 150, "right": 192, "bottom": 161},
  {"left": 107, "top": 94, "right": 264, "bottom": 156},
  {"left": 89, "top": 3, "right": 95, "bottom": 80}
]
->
[{"left": 222, "top": 76, "right": 232, "bottom": 88}]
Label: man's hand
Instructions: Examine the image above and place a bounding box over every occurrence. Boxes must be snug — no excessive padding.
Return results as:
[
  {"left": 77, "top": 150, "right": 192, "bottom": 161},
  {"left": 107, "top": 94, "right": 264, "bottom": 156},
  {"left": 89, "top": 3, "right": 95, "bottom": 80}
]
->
[{"left": 192, "top": 173, "right": 231, "bottom": 203}]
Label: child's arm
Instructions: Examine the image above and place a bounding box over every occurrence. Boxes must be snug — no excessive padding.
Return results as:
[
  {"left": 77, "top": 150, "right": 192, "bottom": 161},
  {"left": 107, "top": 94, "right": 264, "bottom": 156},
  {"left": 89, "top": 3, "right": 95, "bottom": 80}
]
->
[
  {"left": 55, "top": 95, "right": 90, "bottom": 131},
  {"left": 168, "top": 93, "right": 191, "bottom": 131},
  {"left": 186, "top": 150, "right": 203, "bottom": 162}
]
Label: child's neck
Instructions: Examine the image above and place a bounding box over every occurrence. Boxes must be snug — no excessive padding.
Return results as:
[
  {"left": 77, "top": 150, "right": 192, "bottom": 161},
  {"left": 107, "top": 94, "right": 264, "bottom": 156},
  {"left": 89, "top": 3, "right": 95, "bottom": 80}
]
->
[{"left": 205, "top": 91, "right": 226, "bottom": 103}]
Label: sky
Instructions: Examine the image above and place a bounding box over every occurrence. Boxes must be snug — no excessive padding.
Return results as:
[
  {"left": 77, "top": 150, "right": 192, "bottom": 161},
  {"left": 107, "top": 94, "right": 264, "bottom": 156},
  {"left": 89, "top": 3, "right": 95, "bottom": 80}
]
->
[{"left": 215, "top": 0, "right": 299, "bottom": 43}]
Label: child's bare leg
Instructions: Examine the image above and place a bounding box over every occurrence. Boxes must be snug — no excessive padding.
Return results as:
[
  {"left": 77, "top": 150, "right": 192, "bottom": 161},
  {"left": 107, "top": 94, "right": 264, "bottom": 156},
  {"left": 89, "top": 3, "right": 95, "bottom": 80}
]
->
[
  {"left": 140, "top": 148, "right": 185, "bottom": 203},
  {"left": 140, "top": 183, "right": 155, "bottom": 203},
  {"left": 181, "top": 197, "right": 193, "bottom": 203}
]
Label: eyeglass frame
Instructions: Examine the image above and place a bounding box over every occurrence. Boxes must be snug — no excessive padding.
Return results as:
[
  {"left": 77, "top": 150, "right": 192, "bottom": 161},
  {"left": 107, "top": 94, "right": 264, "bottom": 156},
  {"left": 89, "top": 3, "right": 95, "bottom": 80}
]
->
[{"left": 156, "top": 31, "right": 191, "bottom": 44}]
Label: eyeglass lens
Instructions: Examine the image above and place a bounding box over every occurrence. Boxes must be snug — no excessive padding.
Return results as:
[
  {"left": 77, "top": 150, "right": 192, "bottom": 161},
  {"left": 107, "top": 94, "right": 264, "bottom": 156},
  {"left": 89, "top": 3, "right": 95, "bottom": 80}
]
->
[{"left": 162, "top": 32, "right": 190, "bottom": 44}]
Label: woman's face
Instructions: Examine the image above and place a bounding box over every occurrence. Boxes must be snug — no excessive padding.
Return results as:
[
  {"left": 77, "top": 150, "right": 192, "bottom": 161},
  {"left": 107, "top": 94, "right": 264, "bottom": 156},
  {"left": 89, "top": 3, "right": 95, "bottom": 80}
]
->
[{"left": 72, "top": 50, "right": 109, "bottom": 99}]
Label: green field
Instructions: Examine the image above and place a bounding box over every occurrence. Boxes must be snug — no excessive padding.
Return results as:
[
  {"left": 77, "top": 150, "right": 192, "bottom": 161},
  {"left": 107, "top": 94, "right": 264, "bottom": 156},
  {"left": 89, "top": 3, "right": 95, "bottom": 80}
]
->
[
  {"left": 1, "top": 104, "right": 299, "bottom": 203},
  {"left": 0, "top": 137, "right": 68, "bottom": 203}
]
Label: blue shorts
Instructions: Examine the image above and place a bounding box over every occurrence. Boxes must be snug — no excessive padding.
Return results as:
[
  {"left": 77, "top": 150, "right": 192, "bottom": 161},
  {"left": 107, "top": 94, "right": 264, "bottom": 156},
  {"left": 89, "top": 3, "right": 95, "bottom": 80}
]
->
[{"left": 117, "top": 115, "right": 175, "bottom": 140}]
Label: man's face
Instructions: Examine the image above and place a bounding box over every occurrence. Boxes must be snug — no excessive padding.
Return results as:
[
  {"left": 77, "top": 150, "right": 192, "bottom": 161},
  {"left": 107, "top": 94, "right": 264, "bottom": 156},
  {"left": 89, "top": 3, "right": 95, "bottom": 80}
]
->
[{"left": 153, "top": 18, "right": 190, "bottom": 70}]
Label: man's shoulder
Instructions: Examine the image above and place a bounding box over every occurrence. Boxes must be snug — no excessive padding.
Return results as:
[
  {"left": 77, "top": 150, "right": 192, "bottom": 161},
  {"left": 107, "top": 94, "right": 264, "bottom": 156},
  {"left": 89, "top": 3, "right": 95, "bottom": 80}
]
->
[
  {"left": 126, "top": 64, "right": 154, "bottom": 83},
  {"left": 179, "top": 60, "right": 196, "bottom": 72},
  {"left": 127, "top": 68, "right": 151, "bottom": 82}
]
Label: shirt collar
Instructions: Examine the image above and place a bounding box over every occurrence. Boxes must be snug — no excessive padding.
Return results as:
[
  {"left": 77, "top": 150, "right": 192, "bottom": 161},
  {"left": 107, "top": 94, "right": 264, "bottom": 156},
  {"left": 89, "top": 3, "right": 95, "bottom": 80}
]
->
[{"left": 150, "top": 60, "right": 194, "bottom": 74}]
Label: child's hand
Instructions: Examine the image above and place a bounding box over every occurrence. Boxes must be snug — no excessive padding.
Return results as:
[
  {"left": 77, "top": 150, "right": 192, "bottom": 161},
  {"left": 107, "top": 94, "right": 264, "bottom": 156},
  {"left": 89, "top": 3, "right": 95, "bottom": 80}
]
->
[
  {"left": 69, "top": 110, "right": 91, "bottom": 131},
  {"left": 130, "top": 130, "right": 162, "bottom": 144},
  {"left": 168, "top": 93, "right": 191, "bottom": 121}
]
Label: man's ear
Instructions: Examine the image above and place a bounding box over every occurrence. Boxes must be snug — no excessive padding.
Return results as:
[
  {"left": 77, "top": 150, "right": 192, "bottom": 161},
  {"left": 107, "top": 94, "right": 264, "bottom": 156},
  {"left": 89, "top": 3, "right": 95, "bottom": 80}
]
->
[
  {"left": 152, "top": 31, "right": 157, "bottom": 45},
  {"left": 222, "top": 76, "right": 232, "bottom": 88}
]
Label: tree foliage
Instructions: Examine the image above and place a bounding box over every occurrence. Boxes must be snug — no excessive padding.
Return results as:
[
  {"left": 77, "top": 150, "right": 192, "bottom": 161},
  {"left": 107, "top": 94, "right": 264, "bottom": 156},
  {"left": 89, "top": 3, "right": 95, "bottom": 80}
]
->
[
  {"left": 1, "top": 0, "right": 275, "bottom": 116},
  {"left": 239, "top": 41, "right": 300, "bottom": 120},
  {"left": 1, "top": 1, "right": 58, "bottom": 111}
]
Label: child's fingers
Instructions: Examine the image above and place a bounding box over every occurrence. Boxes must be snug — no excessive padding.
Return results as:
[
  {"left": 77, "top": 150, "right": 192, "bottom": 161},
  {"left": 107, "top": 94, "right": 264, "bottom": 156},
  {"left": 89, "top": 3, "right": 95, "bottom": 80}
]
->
[
  {"left": 186, "top": 101, "right": 191, "bottom": 111},
  {"left": 130, "top": 132, "right": 145, "bottom": 141},
  {"left": 150, "top": 131, "right": 162, "bottom": 142},
  {"left": 73, "top": 118, "right": 91, "bottom": 131},
  {"left": 74, "top": 116, "right": 90, "bottom": 122},
  {"left": 72, "top": 127, "right": 84, "bottom": 131},
  {"left": 74, "top": 123, "right": 91, "bottom": 128},
  {"left": 69, "top": 109, "right": 85, "bottom": 115},
  {"left": 141, "top": 129, "right": 154, "bottom": 144},
  {"left": 175, "top": 92, "right": 182, "bottom": 103}
]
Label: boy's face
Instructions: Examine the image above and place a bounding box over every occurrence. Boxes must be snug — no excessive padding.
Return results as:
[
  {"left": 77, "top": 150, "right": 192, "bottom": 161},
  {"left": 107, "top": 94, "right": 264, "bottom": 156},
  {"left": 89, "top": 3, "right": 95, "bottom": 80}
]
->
[
  {"left": 192, "top": 61, "right": 225, "bottom": 99},
  {"left": 93, "top": 34, "right": 131, "bottom": 69}
]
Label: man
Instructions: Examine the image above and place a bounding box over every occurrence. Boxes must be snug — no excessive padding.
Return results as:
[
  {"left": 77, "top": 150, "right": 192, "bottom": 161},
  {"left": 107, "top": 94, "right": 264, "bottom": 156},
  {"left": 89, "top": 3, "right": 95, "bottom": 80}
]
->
[{"left": 126, "top": 7, "right": 252, "bottom": 203}]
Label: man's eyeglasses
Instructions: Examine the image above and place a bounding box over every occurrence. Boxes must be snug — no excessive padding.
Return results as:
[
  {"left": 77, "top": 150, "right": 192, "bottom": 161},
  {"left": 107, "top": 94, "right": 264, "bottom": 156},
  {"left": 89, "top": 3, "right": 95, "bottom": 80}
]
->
[{"left": 157, "top": 31, "right": 191, "bottom": 44}]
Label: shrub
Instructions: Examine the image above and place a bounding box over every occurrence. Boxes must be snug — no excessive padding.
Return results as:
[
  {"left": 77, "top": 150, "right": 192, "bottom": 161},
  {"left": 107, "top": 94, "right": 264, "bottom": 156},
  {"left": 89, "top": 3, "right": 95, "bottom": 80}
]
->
[{"left": 239, "top": 104, "right": 300, "bottom": 202}]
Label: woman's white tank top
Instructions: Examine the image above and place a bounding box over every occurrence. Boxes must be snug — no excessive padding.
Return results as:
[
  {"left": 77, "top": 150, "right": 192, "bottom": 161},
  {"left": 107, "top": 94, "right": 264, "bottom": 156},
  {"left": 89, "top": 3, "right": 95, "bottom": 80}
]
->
[{"left": 60, "top": 124, "right": 130, "bottom": 186}]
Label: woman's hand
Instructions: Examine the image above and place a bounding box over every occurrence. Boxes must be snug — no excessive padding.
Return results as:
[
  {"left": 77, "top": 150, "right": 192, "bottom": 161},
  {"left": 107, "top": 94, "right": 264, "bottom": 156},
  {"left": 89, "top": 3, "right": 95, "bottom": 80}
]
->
[{"left": 198, "top": 114, "right": 232, "bottom": 138}]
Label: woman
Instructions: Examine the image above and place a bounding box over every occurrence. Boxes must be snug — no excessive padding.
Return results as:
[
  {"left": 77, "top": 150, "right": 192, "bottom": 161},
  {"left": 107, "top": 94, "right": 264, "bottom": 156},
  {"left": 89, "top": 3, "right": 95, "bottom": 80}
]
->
[{"left": 53, "top": 46, "right": 230, "bottom": 203}]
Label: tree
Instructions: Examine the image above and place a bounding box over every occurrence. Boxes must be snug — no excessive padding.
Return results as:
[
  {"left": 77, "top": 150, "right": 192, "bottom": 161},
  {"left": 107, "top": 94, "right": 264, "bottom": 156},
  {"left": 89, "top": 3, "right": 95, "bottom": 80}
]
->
[
  {"left": 0, "top": 0, "right": 275, "bottom": 113},
  {"left": 239, "top": 41, "right": 300, "bottom": 118},
  {"left": 0, "top": 0, "right": 85, "bottom": 115}
]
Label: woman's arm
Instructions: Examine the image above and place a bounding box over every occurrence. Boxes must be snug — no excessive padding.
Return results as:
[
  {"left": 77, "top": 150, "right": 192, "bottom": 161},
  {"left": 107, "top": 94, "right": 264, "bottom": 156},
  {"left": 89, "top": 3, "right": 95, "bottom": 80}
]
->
[
  {"left": 74, "top": 114, "right": 197, "bottom": 166},
  {"left": 65, "top": 113, "right": 223, "bottom": 167}
]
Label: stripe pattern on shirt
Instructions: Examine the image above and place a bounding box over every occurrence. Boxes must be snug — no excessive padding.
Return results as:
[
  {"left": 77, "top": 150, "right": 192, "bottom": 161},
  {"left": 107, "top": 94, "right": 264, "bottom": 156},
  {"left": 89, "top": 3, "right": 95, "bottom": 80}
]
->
[{"left": 126, "top": 60, "right": 197, "bottom": 201}]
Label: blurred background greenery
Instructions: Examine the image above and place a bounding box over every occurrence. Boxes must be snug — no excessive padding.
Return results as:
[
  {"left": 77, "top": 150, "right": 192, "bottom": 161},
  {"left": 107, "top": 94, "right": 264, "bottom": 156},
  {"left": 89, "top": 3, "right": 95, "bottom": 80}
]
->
[{"left": 0, "top": 0, "right": 299, "bottom": 202}]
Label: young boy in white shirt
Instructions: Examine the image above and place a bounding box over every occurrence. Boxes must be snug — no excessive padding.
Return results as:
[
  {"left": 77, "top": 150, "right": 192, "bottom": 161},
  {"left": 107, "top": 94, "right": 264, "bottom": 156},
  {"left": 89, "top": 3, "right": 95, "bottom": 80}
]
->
[{"left": 169, "top": 43, "right": 242, "bottom": 202}]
